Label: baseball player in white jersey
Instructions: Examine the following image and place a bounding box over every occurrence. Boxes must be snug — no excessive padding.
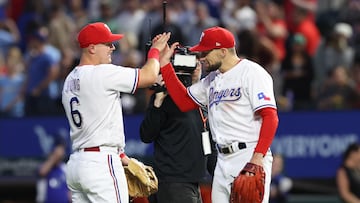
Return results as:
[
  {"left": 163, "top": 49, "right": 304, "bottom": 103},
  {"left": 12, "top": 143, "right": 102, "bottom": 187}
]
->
[
  {"left": 62, "top": 22, "right": 170, "bottom": 203},
  {"left": 159, "top": 26, "right": 279, "bottom": 203}
]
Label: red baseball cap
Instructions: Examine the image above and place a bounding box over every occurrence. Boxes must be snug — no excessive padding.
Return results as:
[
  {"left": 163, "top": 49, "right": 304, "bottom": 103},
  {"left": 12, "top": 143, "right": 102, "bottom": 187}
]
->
[
  {"left": 77, "top": 22, "right": 124, "bottom": 48},
  {"left": 189, "top": 26, "right": 235, "bottom": 52}
]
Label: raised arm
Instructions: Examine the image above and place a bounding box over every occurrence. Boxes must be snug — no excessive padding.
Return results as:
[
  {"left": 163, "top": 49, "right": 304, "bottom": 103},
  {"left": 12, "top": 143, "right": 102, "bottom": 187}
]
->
[
  {"left": 137, "top": 32, "right": 171, "bottom": 88},
  {"left": 159, "top": 42, "right": 198, "bottom": 112}
]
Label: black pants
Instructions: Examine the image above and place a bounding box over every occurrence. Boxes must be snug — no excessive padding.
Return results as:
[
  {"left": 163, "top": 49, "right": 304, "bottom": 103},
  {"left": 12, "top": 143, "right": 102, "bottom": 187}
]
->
[{"left": 149, "top": 182, "right": 202, "bottom": 203}]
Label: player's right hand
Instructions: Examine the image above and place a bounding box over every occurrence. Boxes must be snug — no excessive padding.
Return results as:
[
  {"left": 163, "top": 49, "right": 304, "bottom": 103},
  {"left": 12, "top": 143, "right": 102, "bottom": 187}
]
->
[{"left": 151, "top": 32, "right": 171, "bottom": 53}]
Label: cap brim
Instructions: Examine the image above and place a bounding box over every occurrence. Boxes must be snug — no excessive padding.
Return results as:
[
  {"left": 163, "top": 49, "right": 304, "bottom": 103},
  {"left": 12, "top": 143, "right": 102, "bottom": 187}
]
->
[
  {"left": 189, "top": 44, "right": 212, "bottom": 52},
  {"left": 105, "top": 34, "right": 124, "bottom": 43}
]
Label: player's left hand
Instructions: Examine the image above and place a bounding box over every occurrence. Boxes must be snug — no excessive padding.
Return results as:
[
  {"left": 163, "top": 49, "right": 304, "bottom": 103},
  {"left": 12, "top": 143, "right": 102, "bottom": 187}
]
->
[
  {"left": 124, "top": 158, "right": 158, "bottom": 198},
  {"left": 249, "top": 152, "right": 264, "bottom": 167},
  {"left": 160, "top": 42, "right": 179, "bottom": 67},
  {"left": 230, "top": 162, "right": 266, "bottom": 203}
]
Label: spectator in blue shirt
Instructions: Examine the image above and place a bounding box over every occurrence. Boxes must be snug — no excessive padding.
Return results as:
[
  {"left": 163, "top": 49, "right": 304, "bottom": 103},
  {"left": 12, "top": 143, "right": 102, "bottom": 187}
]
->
[{"left": 24, "top": 28, "right": 60, "bottom": 116}]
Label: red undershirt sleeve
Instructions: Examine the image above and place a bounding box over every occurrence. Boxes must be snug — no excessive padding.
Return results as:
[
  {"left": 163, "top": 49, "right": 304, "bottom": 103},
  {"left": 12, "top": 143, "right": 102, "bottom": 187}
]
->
[
  {"left": 254, "top": 107, "right": 279, "bottom": 156},
  {"left": 160, "top": 63, "right": 198, "bottom": 112}
]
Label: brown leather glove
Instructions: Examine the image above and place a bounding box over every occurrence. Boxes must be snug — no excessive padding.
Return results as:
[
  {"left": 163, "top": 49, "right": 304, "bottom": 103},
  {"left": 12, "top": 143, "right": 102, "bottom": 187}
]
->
[
  {"left": 230, "top": 162, "right": 266, "bottom": 203},
  {"left": 124, "top": 158, "right": 158, "bottom": 198}
]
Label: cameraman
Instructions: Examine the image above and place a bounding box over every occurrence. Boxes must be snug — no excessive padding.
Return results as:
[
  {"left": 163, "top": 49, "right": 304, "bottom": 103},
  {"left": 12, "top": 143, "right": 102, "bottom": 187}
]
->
[{"left": 140, "top": 59, "right": 217, "bottom": 203}]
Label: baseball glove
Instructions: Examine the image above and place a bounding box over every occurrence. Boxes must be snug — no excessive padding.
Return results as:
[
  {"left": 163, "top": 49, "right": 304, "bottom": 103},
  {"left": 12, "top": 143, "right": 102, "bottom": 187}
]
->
[
  {"left": 230, "top": 162, "right": 266, "bottom": 203},
  {"left": 124, "top": 158, "right": 158, "bottom": 198}
]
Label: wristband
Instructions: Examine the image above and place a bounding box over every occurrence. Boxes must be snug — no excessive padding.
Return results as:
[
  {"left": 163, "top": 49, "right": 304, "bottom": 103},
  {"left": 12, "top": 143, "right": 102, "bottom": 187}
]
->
[
  {"left": 147, "top": 48, "right": 160, "bottom": 62},
  {"left": 120, "top": 153, "right": 126, "bottom": 159}
]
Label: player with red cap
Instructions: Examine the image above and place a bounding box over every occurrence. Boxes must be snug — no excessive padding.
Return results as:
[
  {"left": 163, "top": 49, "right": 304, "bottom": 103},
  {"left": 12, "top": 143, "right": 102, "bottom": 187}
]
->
[
  {"left": 189, "top": 26, "right": 235, "bottom": 52},
  {"left": 159, "top": 26, "right": 279, "bottom": 202},
  {"left": 62, "top": 22, "right": 170, "bottom": 203}
]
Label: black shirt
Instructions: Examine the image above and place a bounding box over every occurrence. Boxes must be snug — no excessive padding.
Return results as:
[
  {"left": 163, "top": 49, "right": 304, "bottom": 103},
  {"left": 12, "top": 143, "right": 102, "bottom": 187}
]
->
[
  {"left": 344, "top": 166, "right": 360, "bottom": 200},
  {"left": 140, "top": 94, "right": 207, "bottom": 183}
]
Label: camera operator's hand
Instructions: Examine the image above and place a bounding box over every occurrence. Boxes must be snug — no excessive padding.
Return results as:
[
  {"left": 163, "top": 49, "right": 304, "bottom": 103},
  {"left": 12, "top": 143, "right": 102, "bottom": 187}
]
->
[
  {"left": 154, "top": 91, "right": 168, "bottom": 108},
  {"left": 160, "top": 42, "right": 179, "bottom": 67},
  {"left": 153, "top": 75, "right": 168, "bottom": 108},
  {"left": 155, "top": 74, "right": 165, "bottom": 86}
]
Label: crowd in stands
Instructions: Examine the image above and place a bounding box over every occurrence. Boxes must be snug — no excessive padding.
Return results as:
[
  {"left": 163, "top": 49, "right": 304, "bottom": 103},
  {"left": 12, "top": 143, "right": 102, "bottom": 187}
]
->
[{"left": 0, "top": 0, "right": 360, "bottom": 118}]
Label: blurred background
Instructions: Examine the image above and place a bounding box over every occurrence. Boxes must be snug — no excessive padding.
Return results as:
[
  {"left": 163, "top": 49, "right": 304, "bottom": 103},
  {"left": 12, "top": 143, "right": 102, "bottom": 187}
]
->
[{"left": 0, "top": 0, "right": 359, "bottom": 202}]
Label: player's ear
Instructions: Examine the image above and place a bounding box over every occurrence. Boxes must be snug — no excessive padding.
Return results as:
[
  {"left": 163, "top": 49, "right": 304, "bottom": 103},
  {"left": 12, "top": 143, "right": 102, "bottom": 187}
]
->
[
  {"left": 220, "top": 48, "right": 227, "bottom": 58},
  {"left": 88, "top": 44, "right": 96, "bottom": 54}
]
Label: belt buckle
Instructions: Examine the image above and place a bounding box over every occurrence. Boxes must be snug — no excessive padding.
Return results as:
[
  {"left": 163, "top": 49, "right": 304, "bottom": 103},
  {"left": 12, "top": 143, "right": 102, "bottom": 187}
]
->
[
  {"left": 218, "top": 142, "right": 247, "bottom": 154},
  {"left": 217, "top": 144, "right": 234, "bottom": 154},
  {"left": 227, "top": 145, "right": 234, "bottom": 154}
]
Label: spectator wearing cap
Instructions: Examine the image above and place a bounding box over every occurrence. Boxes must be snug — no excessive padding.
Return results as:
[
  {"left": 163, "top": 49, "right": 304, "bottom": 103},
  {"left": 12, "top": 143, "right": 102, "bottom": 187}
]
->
[
  {"left": 280, "top": 33, "right": 314, "bottom": 111},
  {"left": 23, "top": 28, "right": 60, "bottom": 116},
  {"left": 313, "top": 22, "right": 354, "bottom": 94}
]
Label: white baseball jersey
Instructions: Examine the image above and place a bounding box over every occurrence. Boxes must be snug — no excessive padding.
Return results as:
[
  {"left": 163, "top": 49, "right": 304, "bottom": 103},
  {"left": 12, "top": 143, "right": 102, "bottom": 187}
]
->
[
  {"left": 187, "top": 59, "right": 277, "bottom": 145},
  {"left": 62, "top": 64, "right": 139, "bottom": 151}
]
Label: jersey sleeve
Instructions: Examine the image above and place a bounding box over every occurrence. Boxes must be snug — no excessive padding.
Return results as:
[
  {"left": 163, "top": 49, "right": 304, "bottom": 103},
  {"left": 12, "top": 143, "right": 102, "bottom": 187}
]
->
[
  {"left": 187, "top": 75, "right": 212, "bottom": 107},
  {"left": 246, "top": 64, "right": 277, "bottom": 112},
  {"left": 99, "top": 64, "right": 139, "bottom": 94}
]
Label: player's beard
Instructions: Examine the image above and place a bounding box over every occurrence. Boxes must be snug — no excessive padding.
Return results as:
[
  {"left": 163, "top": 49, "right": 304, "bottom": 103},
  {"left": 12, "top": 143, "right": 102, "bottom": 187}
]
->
[{"left": 206, "top": 61, "right": 221, "bottom": 73}]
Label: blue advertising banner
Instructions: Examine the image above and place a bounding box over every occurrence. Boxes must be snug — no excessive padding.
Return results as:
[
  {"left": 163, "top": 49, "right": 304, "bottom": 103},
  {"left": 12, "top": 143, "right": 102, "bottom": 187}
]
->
[
  {"left": 272, "top": 110, "right": 359, "bottom": 178},
  {"left": 0, "top": 115, "right": 152, "bottom": 158},
  {"left": 0, "top": 110, "right": 359, "bottom": 179},
  {"left": 0, "top": 115, "right": 153, "bottom": 177},
  {"left": 0, "top": 117, "right": 70, "bottom": 157}
]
